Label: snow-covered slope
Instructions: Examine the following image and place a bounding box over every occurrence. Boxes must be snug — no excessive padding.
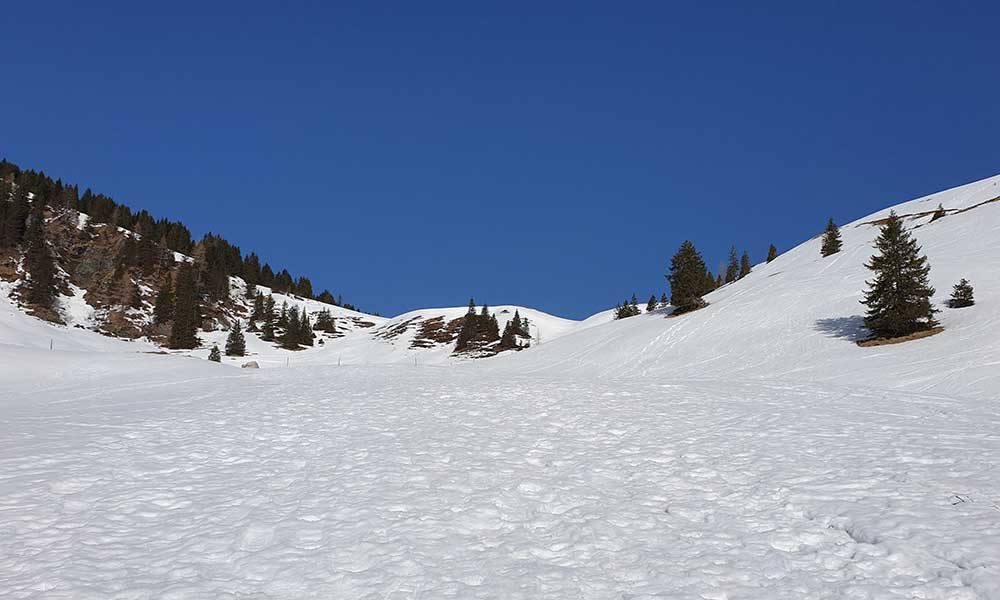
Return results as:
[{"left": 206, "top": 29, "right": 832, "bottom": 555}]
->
[
  {"left": 490, "top": 174, "right": 1000, "bottom": 399},
  {"left": 3, "top": 173, "right": 1000, "bottom": 598},
  {"left": 0, "top": 280, "right": 156, "bottom": 354},
  {"left": 2, "top": 174, "right": 999, "bottom": 388},
  {"left": 292, "top": 305, "right": 581, "bottom": 367}
]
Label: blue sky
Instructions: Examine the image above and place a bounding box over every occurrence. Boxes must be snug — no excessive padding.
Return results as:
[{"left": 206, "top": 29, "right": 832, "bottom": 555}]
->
[{"left": 2, "top": 2, "right": 998, "bottom": 318}]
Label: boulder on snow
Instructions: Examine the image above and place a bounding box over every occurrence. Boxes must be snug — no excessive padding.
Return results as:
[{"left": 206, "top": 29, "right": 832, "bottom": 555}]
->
[{"left": 241, "top": 361, "right": 259, "bottom": 369}]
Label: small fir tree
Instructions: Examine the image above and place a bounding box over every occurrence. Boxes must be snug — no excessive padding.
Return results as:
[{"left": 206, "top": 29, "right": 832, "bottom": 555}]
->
[
  {"left": 153, "top": 277, "right": 174, "bottom": 324},
  {"left": 821, "top": 218, "right": 842, "bottom": 257},
  {"left": 314, "top": 308, "right": 336, "bottom": 333},
  {"left": 738, "top": 251, "right": 751, "bottom": 279},
  {"left": 766, "top": 244, "right": 778, "bottom": 263},
  {"left": 260, "top": 295, "right": 276, "bottom": 341},
  {"left": 208, "top": 344, "right": 221, "bottom": 362},
  {"left": 281, "top": 306, "right": 301, "bottom": 349},
  {"left": 646, "top": 294, "right": 657, "bottom": 312},
  {"left": 499, "top": 320, "right": 518, "bottom": 348},
  {"left": 168, "top": 263, "right": 201, "bottom": 349},
  {"left": 667, "top": 240, "right": 709, "bottom": 314},
  {"left": 455, "top": 298, "right": 478, "bottom": 351},
  {"left": 948, "top": 279, "right": 975, "bottom": 308},
  {"left": 861, "top": 211, "right": 937, "bottom": 338},
  {"left": 225, "top": 320, "right": 247, "bottom": 356},
  {"left": 724, "top": 245, "right": 739, "bottom": 283},
  {"left": 252, "top": 291, "right": 264, "bottom": 321},
  {"left": 300, "top": 312, "right": 314, "bottom": 346},
  {"left": 23, "top": 208, "right": 57, "bottom": 308}
]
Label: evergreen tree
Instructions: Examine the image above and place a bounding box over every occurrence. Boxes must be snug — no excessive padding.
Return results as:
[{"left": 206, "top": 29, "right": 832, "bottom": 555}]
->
[
  {"left": 314, "top": 308, "right": 336, "bottom": 333},
  {"left": 475, "top": 305, "right": 500, "bottom": 342},
  {"left": 660, "top": 292, "right": 668, "bottom": 306},
  {"left": 295, "top": 276, "right": 313, "bottom": 298},
  {"left": 614, "top": 300, "right": 639, "bottom": 319},
  {"left": 646, "top": 294, "right": 657, "bottom": 312},
  {"left": 252, "top": 291, "right": 264, "bottom": 321},
  {"left": 261, "top": 316, "right": 275, "bottom": 341},
  {"left": 766, "top": 244, "right": 778, "bottom": 263},
  {"left": 738, "top": 250, "right": 751, "bottom": 279},
  {"left": 724, "top": 245, "right": 739, "bottom": 283},
  {"left": 455, "top": 299, "right": 500, "bottom": 352},
  {"left": 281, "top": 306, "right": 301, "bottom": 349},
  {"left": 277, "top": 302, "right": 289, "bottom": 328},
  {"left": 168, "top": 263, "right": 201, "bottom": 349},
  {"left": 208, "top": 344, "right": 221, "bottom": 362},
  {"left": 499, "top": 320, "right": 518, "bottom": 349},
  {"left": 153, "top": 278, "right": 174, "bottom": 324},
  {"left": 455, "top": 298, "right": 482, "bottom": 351},
  {"left": 2, "top": 187, "right": 30, "bottom": 247},
  {"left": 821, "top": 218, "right": 842, "bottom": 257},
  {"left": 510, "top": 310, "right": 529, "bottom": 337},
  {"left": 487, "top": 313, "right": 500, "bottom": 341},
  {"left": 261, "top": 295, "right": 276, "bottom": 341},
  {"left": 23, "top": 207, "right": 57, "bottom": 308},
  {"left": 225, "top": 319, "right": 247, "bottom": 356},
  {"left": 300, "top": 312, "right": 314, "bottom": 346},
  {"left": 703, "top": 270, "right": 718, "bottom": 294},
  {"left": 135, "top": 225, "right": 158, "bottom": 275},
  {"left": 667, "top": 240, "right": 709, "bottom": 314},
  {"left": 861, "top": 211, "right": 937, "bottom": 338},
  {"left": 260, "top": 263, "right": 275, "bottom": 287},
  {"left": 948, "top": 279, "right": 975, "bottom": 308}
]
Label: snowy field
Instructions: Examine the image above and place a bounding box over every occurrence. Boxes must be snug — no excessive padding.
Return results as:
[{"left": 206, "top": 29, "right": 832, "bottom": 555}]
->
[
  {"left": 3, "top": 174, "right": 1000, "bottom": 598},
  {"left": 2, "top": 361, "right": 999, "bottom": 599}
]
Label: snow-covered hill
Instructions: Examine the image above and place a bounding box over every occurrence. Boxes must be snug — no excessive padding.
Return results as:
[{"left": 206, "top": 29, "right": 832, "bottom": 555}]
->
[
  {"left": 3, "top": 173, "right": 999, "bottom": 389},
  {"left": 488, "top": 173, "right": 1000, "bottom": 398},
  {"left": 3, "top": 173, "right": 1000, "bottom": 598}
]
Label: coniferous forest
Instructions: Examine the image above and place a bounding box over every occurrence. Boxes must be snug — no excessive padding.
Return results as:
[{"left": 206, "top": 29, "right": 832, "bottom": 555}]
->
[
  {"left": 0, "top": 158, "right": 359, "bottom": 310},
  {"left": 0, "top": 157, "right": 364, "bottom": 348}
]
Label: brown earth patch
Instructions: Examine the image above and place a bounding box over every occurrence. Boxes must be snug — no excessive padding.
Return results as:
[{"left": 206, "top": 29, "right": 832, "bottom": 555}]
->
[
  {"left": 410, "top": 316, "right": 463, "bottom": 349},
  {"left": 376, "top": 316, "right": 421, "bottom": 340},
  {"left": 856, "top": 326, "right": 943, "bottom": 347}
]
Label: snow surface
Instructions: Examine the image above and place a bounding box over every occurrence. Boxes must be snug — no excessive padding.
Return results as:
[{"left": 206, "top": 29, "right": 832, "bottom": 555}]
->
[
  {"left": 2, "top": 364, "right": 998, "bottom": 599},
  {"left": 2, "top": 173, "right": 1000, "bottom": 598}
]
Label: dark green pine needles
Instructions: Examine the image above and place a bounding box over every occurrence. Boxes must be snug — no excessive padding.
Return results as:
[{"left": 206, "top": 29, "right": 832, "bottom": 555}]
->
[
  {"left": 667, "top": 240, "right": 709, "bottom": 314},
  {"left": 861, "top": 211, "right": 937, "bottom": 338}
]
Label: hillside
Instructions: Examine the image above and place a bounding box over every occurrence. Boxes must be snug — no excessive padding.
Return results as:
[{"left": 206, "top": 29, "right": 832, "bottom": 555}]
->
[
  {"left": 3, "top": 174, "right": 1000, "bottom": 598},
  {"left": 3, "top": 171, "right": 999, "bottom": 383},
  {"left": 487, "top": 173, "right": 1000, "bottom": 398}
]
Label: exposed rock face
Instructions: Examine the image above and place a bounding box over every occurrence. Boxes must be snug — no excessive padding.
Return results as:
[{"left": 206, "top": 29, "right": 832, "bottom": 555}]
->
[{"left": 0, "top": 207, "right": 177, "bottom": 337}]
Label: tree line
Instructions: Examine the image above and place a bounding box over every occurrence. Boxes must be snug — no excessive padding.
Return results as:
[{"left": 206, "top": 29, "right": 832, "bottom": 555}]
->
[{"left": 0, "top": 157, "right": 359, "bottom": 311}]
